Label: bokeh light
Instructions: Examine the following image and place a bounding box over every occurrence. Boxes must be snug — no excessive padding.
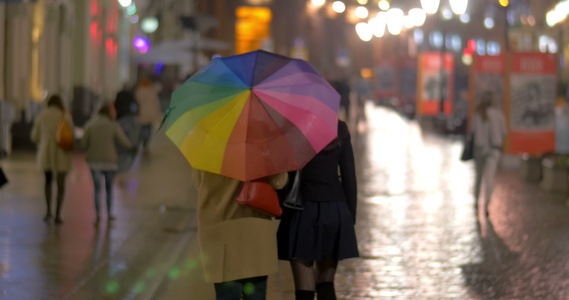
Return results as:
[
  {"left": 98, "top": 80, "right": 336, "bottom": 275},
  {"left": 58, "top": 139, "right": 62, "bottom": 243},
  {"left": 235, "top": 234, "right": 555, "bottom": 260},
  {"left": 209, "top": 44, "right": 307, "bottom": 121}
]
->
[
  {"left": 355, "top": 6, "right": 369, "bottom": 19},
  {"left": 386, "top": 8, "right": 404, "bottom": 35},
  {"left": 332, "top": 1, "right": 346, "bottom": 13},
  {"left": 105, "top": 281, "right": 119, "bottom": 294},
  {"left": 420, "top": 0, "right": 440, "bottom": 14},
  {"left": 449, "top": 0, "right": 468, "bottom": 15},
  {"left": 409, "top": 8, "right": 427, "bottom": 26},
  {"left": 355, "top": 22, "right": 373, "bottom": 41},
  {"left": 312, "top": 0, "right": 325, "bottom": 6},
  {"left": 460, "top": 13, "right": 470, "bottom": 23},
  {"left": 484, "top": 17, "right": 494, "bottom": 29},
  {"left": 378, "top": 0, "right": 390, "bottom": 11}
]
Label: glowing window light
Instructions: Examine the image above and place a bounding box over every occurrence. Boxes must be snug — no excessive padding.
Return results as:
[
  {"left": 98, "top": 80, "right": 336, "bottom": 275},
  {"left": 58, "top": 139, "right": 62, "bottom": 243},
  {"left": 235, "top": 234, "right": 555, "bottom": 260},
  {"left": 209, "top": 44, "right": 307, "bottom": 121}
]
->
[
  {"left": 420, "top": 0, "right": 440, "bottom": 15},
  {"left": 487, "top": 41, "right": 501, "bottom": 56},
  {"left": 448, "top": 34, "right": 461, "bottom": 51},
  {"left": 312, "top": 0, "right": 325, "bottom": 6},
  {"left": 409, "top": 8, "right": 427, "bottom": 26},
  {"left": 549, "top": 39, "right": 558, "bottom": 53},
  {"left": 442, "top": 8, "right": 453, "bottom": 20},
  {"left": 539, "top": 35, "right": 549, "bottom": 53},
  {"left": 118, "top": 0, "right": 131, "bottom": 8},
  {"left": 357, "top": 0, "right": 368, "bottom": 4},
  {"left": 332, "top": 1, "right": 346, "bottom": 13},
  {"left": 414, "top": 28, "right": 424, "bottom": 44},
  {"left": 386, "top": 8, "right": 404, "bottom": 35},
  {"left": 527, "top": 15, "right": 535, "bottom": 26},
  {"left": 355, "top": 6, "right": 369, "bottom": 19},
  {"left": 368, "top": 17, "right": 386, "bottom": 37},
  {"left": 460, "top": 13, "right": 470, "bottom": 23},
  {"left": 449, "top": 0, "right": 468, "bottom": 15},
  {"left": 355, "top": 22, "right": 373, "bottom": 41},
  {"left": 484, "top": 17, "right": 494, "bottom": 29},
  {"left": 476, "top": 39, "right": 485, "bottom": 55},
  {"left": 378, "top": 0, "right": 390, "bottom": 11},
  {"left": 429, "top": 31, "right": 443, "bottom": 48}
]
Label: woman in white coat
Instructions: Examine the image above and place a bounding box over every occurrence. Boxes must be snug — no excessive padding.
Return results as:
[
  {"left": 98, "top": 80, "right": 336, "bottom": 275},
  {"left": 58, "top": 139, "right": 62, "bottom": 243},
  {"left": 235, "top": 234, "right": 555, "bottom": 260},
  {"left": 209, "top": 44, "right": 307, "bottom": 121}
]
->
[
  {"left": 471, "top": 92, "right": 508, "bottom": 216},
  {"left": 135, "top": 79, "right": 161, "bottom": 149},
  {"left": 31, "top": 95, "right": 74, "bottom": 224}
]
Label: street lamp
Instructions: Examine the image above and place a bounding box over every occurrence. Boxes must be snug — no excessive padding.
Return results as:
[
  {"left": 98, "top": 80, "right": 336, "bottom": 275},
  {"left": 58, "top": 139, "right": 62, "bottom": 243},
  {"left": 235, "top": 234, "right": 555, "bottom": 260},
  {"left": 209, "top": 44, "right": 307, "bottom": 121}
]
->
[
  {"left": 312, "top": 0, "right": 325, "bottom": 6},
  {"left": 356, "top": 22, "right": 373, "bottom": 41},
  {"left": 332, "top": 1, "right": 346, "bottom": 13},
  {"left": 420, "top": 0, "right": 440, "bottom": 15},
  {"left": 386, "top": 8, "right": 403, "bottom": 35},
  {"left": 409, "top": 8, "right": 427, "bottom": 26},
  {"left": 355, "top": 6, "right": 369, "bottom": 19},
  {"left": 378, "top": 0, "right": 390, "bottom": 11},
  {"left": 449, "top": 0, "right": 468, "bottom": 15},
  {"left": 118, "top": 0, "right": 132, "bottom": 8}
]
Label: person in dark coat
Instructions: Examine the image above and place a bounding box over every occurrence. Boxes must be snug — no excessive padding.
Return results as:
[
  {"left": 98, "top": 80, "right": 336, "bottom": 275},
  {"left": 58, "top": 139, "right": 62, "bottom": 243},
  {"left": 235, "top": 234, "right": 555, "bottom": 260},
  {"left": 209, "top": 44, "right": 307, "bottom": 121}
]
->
[{"left": 277, "top": 120, "right": 358, "bottom": 300}]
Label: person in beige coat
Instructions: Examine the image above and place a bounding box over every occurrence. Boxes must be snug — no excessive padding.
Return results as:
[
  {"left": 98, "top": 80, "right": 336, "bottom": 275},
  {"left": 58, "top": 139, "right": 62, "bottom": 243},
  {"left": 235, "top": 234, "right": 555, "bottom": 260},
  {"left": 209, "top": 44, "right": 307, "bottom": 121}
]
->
[
  {"left": 192, "top": 170, "right": 287, "bottom": 300},
  {"left": 81, "top": 106, "right": 133, "bottom": 223},
  {"left": 135, "top": 79, "right": 161, "bottom": 149},
  {"left": 31, "top": 95, "right": 75, "bottom": 224}
]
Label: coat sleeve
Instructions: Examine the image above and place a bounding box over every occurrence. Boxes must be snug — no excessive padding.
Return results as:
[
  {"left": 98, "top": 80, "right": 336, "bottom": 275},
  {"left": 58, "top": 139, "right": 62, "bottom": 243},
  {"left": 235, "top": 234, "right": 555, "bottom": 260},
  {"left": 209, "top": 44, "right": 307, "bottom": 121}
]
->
[
  {"left": 338, "top": 122, "right": 357, "bottom": 224},
  {"left": 267, "top": 172, "right": 288, "bottom": 190},
  {"left": 115, "top": 123, "right": 133, "bottom": 149},
  {"left": 81, "top": 123, "right": 91, "bottom": 149},
  {"left": 30, "top": 115, "right": 41, "bottom": 143}
]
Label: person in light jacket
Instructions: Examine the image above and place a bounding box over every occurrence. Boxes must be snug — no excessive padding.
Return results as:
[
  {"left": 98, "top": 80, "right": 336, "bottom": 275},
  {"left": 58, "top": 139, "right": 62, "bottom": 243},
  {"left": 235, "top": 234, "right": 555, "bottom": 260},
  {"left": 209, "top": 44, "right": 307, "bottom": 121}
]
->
[
  {"left": 471, "top": 92, "right": 508, "bottom": 216},
  {"left": 192, "top": 170, "right": 287, "bottom": 300},
  {"left": 82, "top": 106, "right": 133, "bottom": 223},
  {"left": 277, "top": 120, "right": 358, "bottom": 300},
  {"left": 135, "top": 79, "right": 161, "bottom": 149},
  {"left": 31, "top": 95, "right": 74, "bottom": 224}
]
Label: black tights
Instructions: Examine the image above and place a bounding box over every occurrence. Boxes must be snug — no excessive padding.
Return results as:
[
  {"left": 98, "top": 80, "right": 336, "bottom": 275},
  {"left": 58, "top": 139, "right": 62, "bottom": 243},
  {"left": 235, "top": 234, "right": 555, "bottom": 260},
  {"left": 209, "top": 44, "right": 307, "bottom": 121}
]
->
[
  {"left": 291, "top": 259, "right": 338, "bottom": 300},
  {"left": 45, "top": 171, "right": 66, "bottom": 218}
]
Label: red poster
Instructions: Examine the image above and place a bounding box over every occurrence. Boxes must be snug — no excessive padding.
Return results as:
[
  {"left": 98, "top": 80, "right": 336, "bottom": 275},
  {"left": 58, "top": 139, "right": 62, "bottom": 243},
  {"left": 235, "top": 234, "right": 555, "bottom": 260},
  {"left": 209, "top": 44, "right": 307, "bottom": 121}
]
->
[
  {"left": 508, "top": 53, "right": 556, "bottom": 154},
  {"left": 417, "top": 53, "right": 454, "bottom": 116}
]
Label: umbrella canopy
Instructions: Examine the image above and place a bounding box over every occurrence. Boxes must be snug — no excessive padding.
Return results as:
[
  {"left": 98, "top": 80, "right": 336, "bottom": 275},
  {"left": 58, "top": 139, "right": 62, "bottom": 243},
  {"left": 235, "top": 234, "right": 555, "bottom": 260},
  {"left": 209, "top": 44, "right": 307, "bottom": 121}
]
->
[{"left": 164, "top": 50, "right": 340, "bottom": 181}]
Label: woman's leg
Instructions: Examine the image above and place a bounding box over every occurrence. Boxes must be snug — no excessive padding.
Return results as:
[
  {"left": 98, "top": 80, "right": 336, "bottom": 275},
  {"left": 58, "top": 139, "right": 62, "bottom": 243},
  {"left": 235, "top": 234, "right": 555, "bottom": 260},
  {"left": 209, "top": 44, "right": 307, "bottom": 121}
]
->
[
  {"left": 54, "top": 172, "right": 67, "bottom": 223},
  {"left": 91, "top": 170, "right": 102, "bottom": 221},
  {"left": 315, "top": 259, "right": 338, "bottom": 300},
  {"left": 473, "top": 150, "right": 485, "bottom": 208},
  {"left": 240, "top": 276, "right": 268, "bottom": 300},
  {"left": 291, "top": 259, "right": 316, "bottom": 299},
  {"left": 483, "top": 151, "right": 501, "bottom": 215},
  {"left": 103, "top": 171, "right": 117, "bottom": 219},
  {"left": 214, "top": 280, "right": 243, "bottom": 300},
  {"left": 44, "top": 172, "right": 53, "bottom": 220}
]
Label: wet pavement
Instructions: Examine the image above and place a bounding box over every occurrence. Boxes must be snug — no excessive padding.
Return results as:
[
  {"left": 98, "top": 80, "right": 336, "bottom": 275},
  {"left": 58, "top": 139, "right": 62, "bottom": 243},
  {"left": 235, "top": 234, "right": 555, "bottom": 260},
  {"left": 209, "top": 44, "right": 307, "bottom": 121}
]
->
[{"left": 2, "top": 105, "right": 569, "bottom": 299}]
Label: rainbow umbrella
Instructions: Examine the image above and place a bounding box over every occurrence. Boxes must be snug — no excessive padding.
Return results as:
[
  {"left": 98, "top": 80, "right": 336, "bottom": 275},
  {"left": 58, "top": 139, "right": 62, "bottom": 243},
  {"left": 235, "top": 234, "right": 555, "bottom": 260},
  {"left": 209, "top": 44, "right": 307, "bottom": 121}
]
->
[{"left": 164, "top": 50, "right": 340, "bottom": 181}]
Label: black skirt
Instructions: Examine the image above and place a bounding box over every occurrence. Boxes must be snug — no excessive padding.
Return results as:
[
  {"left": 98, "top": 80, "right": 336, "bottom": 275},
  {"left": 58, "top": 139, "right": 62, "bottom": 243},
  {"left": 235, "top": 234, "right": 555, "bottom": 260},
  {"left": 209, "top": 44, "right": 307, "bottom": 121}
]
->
[{"left": 277, "top": 201, "right": 359, "bottom": 261}]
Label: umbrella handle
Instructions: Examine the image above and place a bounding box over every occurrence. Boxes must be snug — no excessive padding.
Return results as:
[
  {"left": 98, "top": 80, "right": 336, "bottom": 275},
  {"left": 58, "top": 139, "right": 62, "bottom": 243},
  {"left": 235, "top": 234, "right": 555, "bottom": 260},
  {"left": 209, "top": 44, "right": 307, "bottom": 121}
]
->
[{"left": 157, "top": 106, "right": 175, "bottom": 133}]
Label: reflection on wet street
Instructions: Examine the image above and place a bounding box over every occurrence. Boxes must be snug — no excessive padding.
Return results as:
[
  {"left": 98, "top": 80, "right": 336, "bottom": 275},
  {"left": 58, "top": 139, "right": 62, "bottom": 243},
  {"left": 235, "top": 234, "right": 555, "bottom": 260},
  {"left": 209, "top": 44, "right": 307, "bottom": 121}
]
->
[
  {"left": 336, "top": 104, "right": 480, "bottom": 299},
  {"left": 2, "top": 105, "right": 569, "bottom": 299},
  {"left": 335, "top": 104, "right": 569, "bottom": 299}
]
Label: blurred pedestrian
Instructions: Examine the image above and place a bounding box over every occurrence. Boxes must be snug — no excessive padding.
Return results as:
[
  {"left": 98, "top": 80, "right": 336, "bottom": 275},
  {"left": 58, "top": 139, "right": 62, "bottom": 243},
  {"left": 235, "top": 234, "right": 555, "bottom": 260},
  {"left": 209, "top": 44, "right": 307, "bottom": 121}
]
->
[
  {"left": 114, "top": 83, "right": 138, "bottom": 120},
  {"left": 192, "top": 170, "right": 287, "bottom": 300},
  {"left": 277, "top": 120, "right": 358, "bottom": 300},
  {"left": 471, "top": 92, "right": 507, "bottom": 216},
  {"left": 31, "top": 94, "right": 74, "bottom": 224},
  {"left": 135, "top": 79, "right": 161, "bottom": 150},
  {"left": 114, "top": 87, "right": 141, "bottom": 177},
  {"left": 325, "top": 71, "right": 350, "bottom": 122},
  {"left": 82, "top": 105, "right": 133, "bottom": 223}
]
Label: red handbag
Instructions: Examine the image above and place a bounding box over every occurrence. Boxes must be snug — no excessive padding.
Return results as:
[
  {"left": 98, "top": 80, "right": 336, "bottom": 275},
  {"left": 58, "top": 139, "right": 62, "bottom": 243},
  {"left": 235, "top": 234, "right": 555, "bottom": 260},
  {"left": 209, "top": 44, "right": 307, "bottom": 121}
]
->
[{"left": 235, "top": 180, "right": 282, "bottom": 217}]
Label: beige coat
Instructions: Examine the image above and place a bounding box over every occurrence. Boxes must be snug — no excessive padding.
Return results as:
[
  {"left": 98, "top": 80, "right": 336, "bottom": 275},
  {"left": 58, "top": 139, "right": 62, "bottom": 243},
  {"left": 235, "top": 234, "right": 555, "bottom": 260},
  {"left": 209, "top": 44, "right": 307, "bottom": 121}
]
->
[
  {"left": 81, "top": 115, "right": 133, "bottom": 164},
  {"left": 135, "top": 86, "right": 161, "bottom": 125},
  {"left": 192, "top": 170, "right": 288, "bottom": 283},
  {"left": 31, "top": 107, "right": 75, "bottom": 172}
]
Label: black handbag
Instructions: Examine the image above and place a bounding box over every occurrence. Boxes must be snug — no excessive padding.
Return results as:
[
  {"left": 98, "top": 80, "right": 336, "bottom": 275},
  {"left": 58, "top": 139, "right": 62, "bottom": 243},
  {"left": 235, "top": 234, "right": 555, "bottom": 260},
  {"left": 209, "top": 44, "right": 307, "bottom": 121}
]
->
[
  {"left": 460, "top": 134, "right": 474, "bottom": 161},
  {"left": 277, "top": 171, "right": 303, "bottom": 210},
  {"left": 0, "top": 168, "right": 7, "bottom": 188}
]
